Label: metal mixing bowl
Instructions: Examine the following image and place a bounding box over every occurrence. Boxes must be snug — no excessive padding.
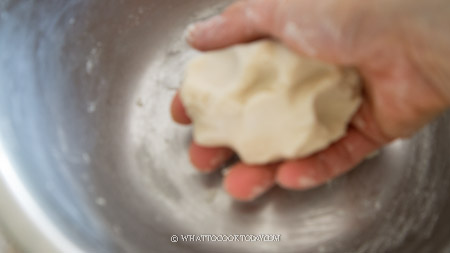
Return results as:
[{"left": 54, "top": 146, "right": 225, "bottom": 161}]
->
[{"left": 1, "top": 1, "right": 450, "bottom": 252}]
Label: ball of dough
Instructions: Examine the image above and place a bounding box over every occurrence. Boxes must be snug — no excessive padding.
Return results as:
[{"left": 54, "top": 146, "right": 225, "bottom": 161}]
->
[{"left": 181, "top": 40, "right": 362, "bottom": 165}]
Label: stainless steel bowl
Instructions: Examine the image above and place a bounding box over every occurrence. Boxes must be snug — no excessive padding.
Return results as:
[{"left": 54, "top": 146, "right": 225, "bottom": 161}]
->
[{"left": 1, "top": 1, "right": 450, "bottom": 252}]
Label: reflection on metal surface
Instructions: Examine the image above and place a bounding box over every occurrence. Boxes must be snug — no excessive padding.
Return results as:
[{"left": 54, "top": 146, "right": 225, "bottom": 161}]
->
[
  {"left": 0, "top": 1, "right": 450, "bottom": 253},
  {"left": 0, "top": 142, "right": 83, "bottom": 253},
  {"left": 0, "top": 226, "right": 15, "bottom": 253}
]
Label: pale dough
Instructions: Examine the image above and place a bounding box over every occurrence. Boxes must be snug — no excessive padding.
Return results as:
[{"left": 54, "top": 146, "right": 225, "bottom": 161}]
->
[{"left": 181, "top": 40, "right": 362, "bottom": 165}]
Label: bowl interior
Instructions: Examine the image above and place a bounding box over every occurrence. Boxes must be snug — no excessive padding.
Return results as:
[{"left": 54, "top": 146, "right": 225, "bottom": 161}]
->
[{"left": 1, "top": 1, "right": 450, "bottom": 252}]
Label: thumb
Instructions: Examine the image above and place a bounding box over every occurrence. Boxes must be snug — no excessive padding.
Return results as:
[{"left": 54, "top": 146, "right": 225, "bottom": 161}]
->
[{"left": 186, "top": 0, "right": 364, "bottom": 64}]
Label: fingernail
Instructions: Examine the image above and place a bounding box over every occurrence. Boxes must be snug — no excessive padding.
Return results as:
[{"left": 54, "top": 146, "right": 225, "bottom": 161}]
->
[
  {"left": 249, "top": 186, "right": 266, "bottom": 200},
  {"left": 184, "top": 23, "right": 197, "bottom": 44},
  {"left": 185, "top": 16, "right": 225, "bottom": 44},
  {"left": 298, "top": 177, "right": 318, "bottom": 189},
  {"left": 248, "top": 181, "right": 274, "bottom": 201},
  {"left": 198, "top": 15, "right": 226, "bottom": 29}
]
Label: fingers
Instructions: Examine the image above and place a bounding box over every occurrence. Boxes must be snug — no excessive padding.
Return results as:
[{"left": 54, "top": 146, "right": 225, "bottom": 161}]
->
[
  {"left": 170, "top": 92, "right": 191, "bottom": 125},
  {"left": 224, "top": 163, "right": 277, "bottom": 201},
  {"left": 186, "top": 0, "right": 276, "bottom": 51},
  {"left": 189, "top": 142, "right": 234, "bottom": 173},
  {"left": 187, "top": 0, "right": 362, "bottom": 63},
  {"left": 276, "top": 128, "right": 381, "bottom": 190},
  {"left": 188, "top": 141, "right": 277, "bottom": 202},
  {"left": 171, "top": 92, "right": 234, "bottom": 172}
]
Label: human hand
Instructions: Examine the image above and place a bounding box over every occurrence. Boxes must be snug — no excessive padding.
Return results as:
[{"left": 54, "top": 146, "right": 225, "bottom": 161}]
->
[{"left": 171, "top": 0, "right": 450, "bottom": 201}]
